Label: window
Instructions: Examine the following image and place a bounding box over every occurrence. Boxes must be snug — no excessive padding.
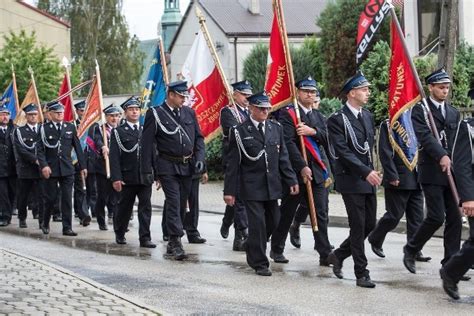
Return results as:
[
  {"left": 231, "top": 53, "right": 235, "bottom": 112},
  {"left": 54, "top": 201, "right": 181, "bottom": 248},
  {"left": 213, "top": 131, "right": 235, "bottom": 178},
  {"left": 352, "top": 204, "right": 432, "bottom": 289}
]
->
[{"left": 417, "top": 0, "right": 441, "bottom": 54}]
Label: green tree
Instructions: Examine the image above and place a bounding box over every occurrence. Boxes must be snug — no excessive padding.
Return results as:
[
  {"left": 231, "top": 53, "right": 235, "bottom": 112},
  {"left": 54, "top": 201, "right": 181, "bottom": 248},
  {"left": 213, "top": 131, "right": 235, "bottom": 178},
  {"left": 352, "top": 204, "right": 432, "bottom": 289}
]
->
[
  {"left": 317, "top": 0, "right": 390, "bottom": 97},
  {"left": 0, "top": 30, "right": 61, "bottom": 102},
  {"left": 37, "top": 0, "right": 144, "bottom": 95},
  {"left": 242, "top": 43, "right": 268, "bottom": 92}
]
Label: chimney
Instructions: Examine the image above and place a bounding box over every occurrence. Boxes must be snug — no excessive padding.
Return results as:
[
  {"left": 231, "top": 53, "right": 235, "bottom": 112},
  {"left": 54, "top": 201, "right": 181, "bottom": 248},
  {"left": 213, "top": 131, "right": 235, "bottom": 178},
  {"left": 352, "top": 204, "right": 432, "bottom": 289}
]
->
[{"left": 248, "top": 0, "right": 260, "bottom": 15}]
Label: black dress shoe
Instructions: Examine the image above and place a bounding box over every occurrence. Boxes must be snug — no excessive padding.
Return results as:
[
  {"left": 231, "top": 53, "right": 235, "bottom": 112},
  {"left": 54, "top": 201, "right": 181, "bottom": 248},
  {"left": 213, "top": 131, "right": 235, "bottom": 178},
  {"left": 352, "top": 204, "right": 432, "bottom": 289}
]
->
[
  {"left": 459, "top": 275, "right": 471, "bottom": 281},
  {"left": 52, "top": 215, "right": 62, "bottom": 222},
  {"left": 19, "top": 220, "right": 28, "bottom": 228},
  {"left": 167, "top": 237, "right": 187, "bottom": 260},
  {"left": 0, "top": 220, "right": 9, "bottom": 227},
  {"left": 255, "top": 267, "right": 272, "bottom": 276},
  {"left": 140, "top": 240, "right": 157, "bottom": 248},
  {"left": 403, "top": 247, "right": 416, "bottom": 274},
  {"left": 41, "top": 225, "right": 50, "bottom": 234},
  {"left": 270, "top": 250, "right": 289, "bottom": 263},
  {"left": 415, "top": 251, "right": 431, "bottom": 262},
  {"left": 99, "top": 224, "right": 108, "bottom": 231},
  {"left": 33, "top": 214, "right": 39, "bottom": 220},
  {"left": 63, "top": 229, "right": 78, "bottom": 236},
  {"left": 319, "top": 257, "right": 330, "bottom": 267},
  {"left": 440, "top": 268, "right": 460, "bottom": 300},
  {"left": 163, "top": 235, "right": 169, "bottom": 242},
  {"left": 188, "top": 235, "right": 206, "bottom": 244},
  {"left": 116, "top": 236, "right": 127, "bottom": 244},
  {"left": 81, "top": 215, "right": 91, "bottom": 227},
  {"left": 220, "top": 223, "right": 230, "bottom": 239},
  {"left": 370, "top": 244, "right": 385, "bottom": 258},
  {"left": 327, "top": 252, "right": 343, "bottom": 279},
  {"left": 356, "top": 275, "right": 376, "bottom": 288},
  {"left": 233, "top": 229, "right": 246, "bottom": 251},
  {"left": 289, "top": 223, "right": 301, "bottom": 248}
]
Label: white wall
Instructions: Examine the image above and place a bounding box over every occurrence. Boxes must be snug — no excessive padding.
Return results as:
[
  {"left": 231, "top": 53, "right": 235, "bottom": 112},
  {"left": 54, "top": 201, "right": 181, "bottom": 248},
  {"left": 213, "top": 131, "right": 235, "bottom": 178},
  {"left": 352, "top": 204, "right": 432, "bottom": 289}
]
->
[{"left": 460, "top": 0, "right": 474, "bottom": 45}]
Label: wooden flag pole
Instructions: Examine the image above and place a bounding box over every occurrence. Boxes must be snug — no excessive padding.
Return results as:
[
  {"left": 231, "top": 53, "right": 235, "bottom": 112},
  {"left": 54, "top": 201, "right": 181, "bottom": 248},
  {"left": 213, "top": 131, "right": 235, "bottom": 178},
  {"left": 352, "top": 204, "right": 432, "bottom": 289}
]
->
[
  {"left": 28, "top": 67, "right": 44, "bottom": 123},
  {"left": 274, "top": 0, "right": 318, "bottom": 231},
  {"left": 11, "top": 64, "right": 20, "bottom": 117},
  {"left": 196, "top": 6, "right": 235, "bottom": 108},
  {"left": 95, "top": 60, "right": 110, "bottom": 179},
  {"left": 389, "top": 7, "right": 461, "bottom": 214},
  {"left": 158, "top": 36, "right": 170, "bottom": 85}
]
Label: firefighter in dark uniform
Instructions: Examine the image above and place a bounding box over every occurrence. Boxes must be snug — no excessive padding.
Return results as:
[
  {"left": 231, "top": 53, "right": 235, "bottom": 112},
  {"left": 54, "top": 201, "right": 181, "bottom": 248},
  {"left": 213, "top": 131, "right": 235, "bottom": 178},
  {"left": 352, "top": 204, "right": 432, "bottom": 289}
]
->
[
  {"left": 90, "top": 104, "right": 121, "bottom": 230},
  {"left": 224, "top": 91, "right": 299, "bottom": 276},
  {"left": 368, "top": 119, "right": 431, "bottom": 261},
  {"left": 402, "top": 69, "right": 463, "bottom": 275},
  {"left": 0, "top": 105, "right": 16, "bottom": 226},
  {"left": 326, "top": 72, "right": 381, "bottom": 288},
  {"left": 110, "top": 97, "right": 155, "bottom": 248},
  {"left": 440, "top": 118, "right": 474, "bottom": 299},
  {"left": 271, "top": 76, "right": 333, "bottom": 266},
  {"left": 141, "top": 80, "right": 205, "bottom": 260},
  {"left": 13, "top": 103, "right": 43, "bottom": 229},
  {"left": 37, "top": 101, "right": 87, "bottom": 236},
  {"left": 72, "top": 100, "right": 92, "bottom": 226},
  {"left": 219, "top": 80, "right": 252, "bottom": 251}
]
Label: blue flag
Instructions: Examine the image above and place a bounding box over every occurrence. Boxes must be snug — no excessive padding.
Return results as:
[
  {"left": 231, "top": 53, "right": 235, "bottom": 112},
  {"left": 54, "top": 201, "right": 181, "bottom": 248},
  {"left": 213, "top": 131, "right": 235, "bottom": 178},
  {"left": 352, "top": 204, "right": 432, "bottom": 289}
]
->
[
  {"left": 1, "top": 82, "right": 18, "bottom": 120},
  {"left": 141, "top": 43, "right": 166, "bottom": 119}
]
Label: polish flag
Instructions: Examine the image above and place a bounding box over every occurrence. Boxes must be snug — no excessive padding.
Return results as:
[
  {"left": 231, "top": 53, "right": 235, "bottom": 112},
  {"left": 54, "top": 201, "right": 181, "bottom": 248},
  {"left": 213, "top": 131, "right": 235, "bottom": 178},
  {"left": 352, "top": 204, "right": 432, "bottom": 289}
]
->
[
  {"left": 58, "top": 74, "right": 74, "bottom": 122},
  {"left": 181, "top": 30, "right": 229, "bottom": 142}
]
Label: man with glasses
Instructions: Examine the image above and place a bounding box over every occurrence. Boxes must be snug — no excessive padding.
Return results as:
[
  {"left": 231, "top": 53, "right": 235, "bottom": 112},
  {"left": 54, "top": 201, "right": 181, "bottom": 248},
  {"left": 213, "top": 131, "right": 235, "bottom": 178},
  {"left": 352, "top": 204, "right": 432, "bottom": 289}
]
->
[{"left": 224, "top": 92, "right": 298, "bottom": 276}]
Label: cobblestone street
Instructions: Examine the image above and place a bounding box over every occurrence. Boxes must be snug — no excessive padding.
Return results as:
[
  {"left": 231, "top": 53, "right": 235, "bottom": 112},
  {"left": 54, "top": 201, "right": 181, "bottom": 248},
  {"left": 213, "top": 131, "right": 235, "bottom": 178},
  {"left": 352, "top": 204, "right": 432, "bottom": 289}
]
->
[{"left": 0, "top": 248, "right": 159, "bottom": 315}]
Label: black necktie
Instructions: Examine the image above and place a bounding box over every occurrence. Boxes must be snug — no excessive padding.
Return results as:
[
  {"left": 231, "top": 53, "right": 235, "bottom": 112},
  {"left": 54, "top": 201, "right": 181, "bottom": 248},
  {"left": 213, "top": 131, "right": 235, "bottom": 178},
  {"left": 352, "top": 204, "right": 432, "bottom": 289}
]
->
[
  {"left": 56, "top": 123, "right": 62, "bottom": 132},
  {"left": 133, "top": 124, "right": 138, "bottom": 131},
  {"left": 258, "top": 122, "right": 265, "bottom": 139},
  {"left": 437, "top": 105, "right": 445, "bottom": 119},
  {"left": 357, "top": 112, "right": 366, "bottom": 134},
  {"left": 173, "top": 108, "right": 180, "bottom": 119},
  {"left": 32, "top": 126, "right": 36, "bottom": 133}
]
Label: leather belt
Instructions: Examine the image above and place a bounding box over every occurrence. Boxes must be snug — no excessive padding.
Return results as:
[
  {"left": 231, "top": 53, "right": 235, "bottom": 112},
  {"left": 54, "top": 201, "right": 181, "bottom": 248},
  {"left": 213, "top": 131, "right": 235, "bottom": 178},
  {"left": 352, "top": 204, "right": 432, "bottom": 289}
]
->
[{"left": 160, "top": 153, "right": 193, "bottom": 164}]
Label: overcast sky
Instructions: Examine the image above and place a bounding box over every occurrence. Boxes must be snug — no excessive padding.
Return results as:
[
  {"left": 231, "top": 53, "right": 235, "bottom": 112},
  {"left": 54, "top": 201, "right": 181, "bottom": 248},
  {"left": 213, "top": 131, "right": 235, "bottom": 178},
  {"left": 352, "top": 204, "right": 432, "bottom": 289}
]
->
[{"left": 30, "top": 0, "right": 190, "bottom": 41}]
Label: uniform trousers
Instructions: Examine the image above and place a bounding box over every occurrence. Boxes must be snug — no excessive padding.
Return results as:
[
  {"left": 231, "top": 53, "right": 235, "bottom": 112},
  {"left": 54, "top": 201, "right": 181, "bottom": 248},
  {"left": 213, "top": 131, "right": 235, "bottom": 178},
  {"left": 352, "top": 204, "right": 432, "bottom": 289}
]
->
[
  {"left": 183, "top": 176, "right": 201, "bottom": 236},
  {"left": 86, "top": 173, "right": 97, "bottom": 216},
  {"left": 73, "top": 171, "right": 88, "bottom": 220},
  {"left": 222, "top": 174, "right": 248, "bottom": 231},
  {"left": 369, "top": 188, "right": 424, "bottom": 246},
  {"left": 443, "top": 217, "right": 474, "bottom": 282},
  {"left": 114, "top": 184, "right": 152, "bottom": 242},
  {"left": 0, "top": 177, "right": 13, "bottom": 222},
  {"left": 159, "top": 174, "right": 192, "bottom": 237},
  {"left": 405, "top": 184, "right": 462, "bottom": 264},
  {"left": 94, "top": 174, "right": 119, "bottom": 227},
  {"left": 43, "top": 175, "right": 74, "bottom": 231},
  {"left": 244, "top": 200, "right": 279, "bottom": 271},
  {"left": 333, "top": 193, "right": 377, "bottom": 278},
  {"left": 272, "top": 182, "right": 331, "bottom": 259},
  {"left": 17, "top": 178, "right": 43, "bottom": 223}
]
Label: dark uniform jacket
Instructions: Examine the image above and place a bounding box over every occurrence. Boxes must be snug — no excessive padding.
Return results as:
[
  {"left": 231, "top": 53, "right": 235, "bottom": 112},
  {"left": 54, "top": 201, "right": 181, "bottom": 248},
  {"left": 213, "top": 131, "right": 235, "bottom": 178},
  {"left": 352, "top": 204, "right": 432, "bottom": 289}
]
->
[
  {"left": 13, "top": 124, "right": 41, "bottom": 179},
  {"left": 279, "top": 105, "right": 330, "bottom": 185},
  {"left": 453, "top": 118, "right": 474, "bottom": 203},
  {"left": 37, "top": 121, "right": 86, "bottom": 177},
  {"left": 378, "top": 119, "right": 420, "bottom": 190},
  {"left": 411, "top": 98, "right": 460, "bottom": 185},
  {"left": 224, "top": 119, "right": 297, "bottom": 201},
  {"left": 141, "top": 103, "right": 205, "bottom": 178},
  {"left": 327, "top": 105, "right": 376, "bottom": 194},
  {"left": 110, "top": 122, "right": 152, "bottom": 186},
  {"left": 220, "top": 104, "right": 249, "bottom": 163},
  {"left": 0, "top": 124, "right": 16, "bottom": 178}
]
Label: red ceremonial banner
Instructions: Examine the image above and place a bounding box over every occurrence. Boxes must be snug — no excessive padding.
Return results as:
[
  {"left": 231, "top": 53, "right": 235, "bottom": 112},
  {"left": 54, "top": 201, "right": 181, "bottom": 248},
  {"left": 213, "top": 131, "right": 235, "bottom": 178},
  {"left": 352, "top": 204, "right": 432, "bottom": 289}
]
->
[
  {"left": 77, "top": 77, "right": 101, "bottom": 139},
  {"left": 387, "top": 19, "right": 421, "bottom": 170},
  {"left": 58, "top": 74, "right": 74, "bottom": 122},
  {"left": 264, "top": 1, "right": 292, "bottom": 109}
]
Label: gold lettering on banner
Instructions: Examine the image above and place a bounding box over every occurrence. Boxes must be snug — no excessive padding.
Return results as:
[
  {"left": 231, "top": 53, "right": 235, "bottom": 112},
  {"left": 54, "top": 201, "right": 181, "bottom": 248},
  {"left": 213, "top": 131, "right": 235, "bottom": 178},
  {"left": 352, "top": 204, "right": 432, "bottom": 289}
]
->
[
  {"left": 197, "top": 90, "right": 227, "bottom": 125},
  {"left": 392, "top": 120, "right": 411, "bottom": 147},
  {"left": 390, "top": 63, "right": 405, "bottom": 109},
  {"left": 267, "top": 65, "right": 287, "bottom": 98}
]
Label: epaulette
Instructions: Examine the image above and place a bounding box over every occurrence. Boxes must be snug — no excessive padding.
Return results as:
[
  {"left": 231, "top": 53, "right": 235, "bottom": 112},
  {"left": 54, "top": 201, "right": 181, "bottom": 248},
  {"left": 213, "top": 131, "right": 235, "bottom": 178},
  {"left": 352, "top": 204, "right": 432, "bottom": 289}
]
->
[
  {"left": 329, "top": 110, "right": 342, "bottom": 118},
  {"left": 269, "top": 119, "right": 281, "bottom": 126}
]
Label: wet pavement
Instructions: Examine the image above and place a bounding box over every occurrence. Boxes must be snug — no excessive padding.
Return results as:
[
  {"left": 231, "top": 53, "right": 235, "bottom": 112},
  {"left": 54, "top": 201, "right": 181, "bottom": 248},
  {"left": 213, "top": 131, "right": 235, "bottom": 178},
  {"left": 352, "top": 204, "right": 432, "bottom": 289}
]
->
[{"left": 0, "top": 210, "right": 473, "bottom": 314}]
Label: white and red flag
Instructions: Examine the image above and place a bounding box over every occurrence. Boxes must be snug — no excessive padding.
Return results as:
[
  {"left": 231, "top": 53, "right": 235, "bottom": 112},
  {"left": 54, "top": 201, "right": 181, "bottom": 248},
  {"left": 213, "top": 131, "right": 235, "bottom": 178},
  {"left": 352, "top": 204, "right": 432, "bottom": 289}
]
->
[{"left": 181, "top": 30, "right": 229, "bottom": 142}]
